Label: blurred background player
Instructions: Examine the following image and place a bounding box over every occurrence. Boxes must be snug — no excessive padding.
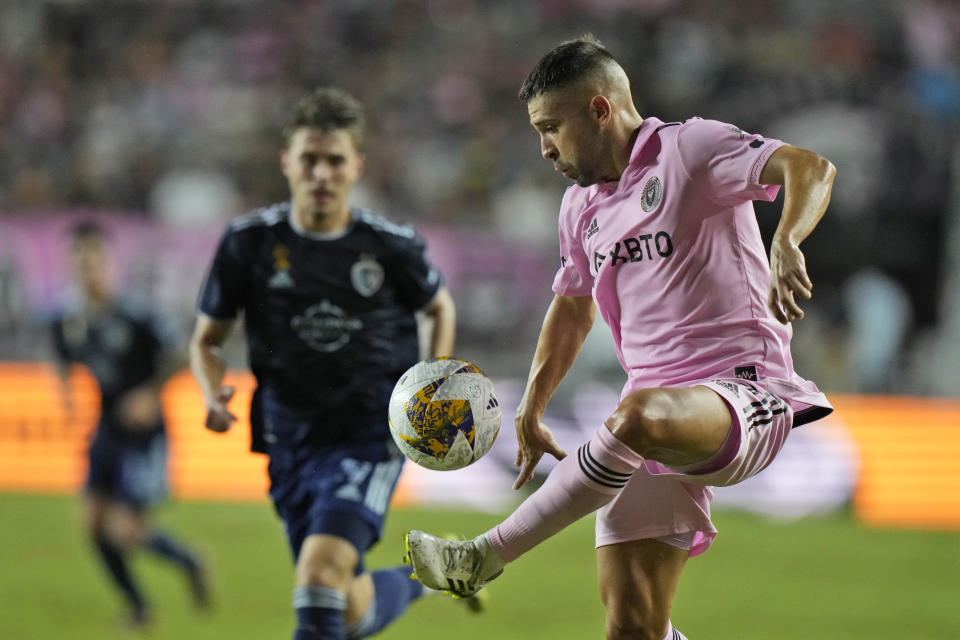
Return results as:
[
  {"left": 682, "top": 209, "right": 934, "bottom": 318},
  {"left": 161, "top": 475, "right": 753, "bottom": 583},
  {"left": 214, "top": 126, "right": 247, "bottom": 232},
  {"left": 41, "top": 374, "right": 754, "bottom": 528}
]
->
[
  {"left": 189, "top": 87, "right": 458, "bottom": 640},
  {"left": 405, "top": 35, "right": 836, "bottom": 640},
  {"left": 50, "top": 220, "right": 209, "bottom": 629}
]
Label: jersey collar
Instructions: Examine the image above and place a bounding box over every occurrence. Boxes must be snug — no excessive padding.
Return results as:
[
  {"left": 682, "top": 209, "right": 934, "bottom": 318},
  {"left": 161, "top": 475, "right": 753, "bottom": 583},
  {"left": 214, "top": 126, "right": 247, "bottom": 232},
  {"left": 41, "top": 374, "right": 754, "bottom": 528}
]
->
[
  {"left": 589, "top": 117, "right": 663, "bottom": 200},
  {"left": 288, "top": 204, "right": 356, "bottom": 240}
]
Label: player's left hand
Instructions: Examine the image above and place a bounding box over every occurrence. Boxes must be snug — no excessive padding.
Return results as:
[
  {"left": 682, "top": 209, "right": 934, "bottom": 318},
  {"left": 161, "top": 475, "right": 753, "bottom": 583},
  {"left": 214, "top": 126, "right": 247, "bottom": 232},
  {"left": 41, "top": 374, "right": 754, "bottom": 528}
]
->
[
  {"left": 513, "top": 414, "right": 567, "bottom": 490},
  {"left": 768, "top": 239, "right": 812, "bottom": 324}
]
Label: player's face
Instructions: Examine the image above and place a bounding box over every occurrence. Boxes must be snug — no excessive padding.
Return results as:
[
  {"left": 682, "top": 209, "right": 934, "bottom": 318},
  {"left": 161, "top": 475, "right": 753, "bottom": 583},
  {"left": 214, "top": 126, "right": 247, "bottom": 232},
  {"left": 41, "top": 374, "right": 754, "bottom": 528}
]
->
[
  {"left": 281, "top": 127, "right": 364, "bottom": 227},
  {"left": 69, "top": 237, "right": 109, "bottom": 293},
  {"left": 527, "top": 90, "right": 605, "bottom": 187}
]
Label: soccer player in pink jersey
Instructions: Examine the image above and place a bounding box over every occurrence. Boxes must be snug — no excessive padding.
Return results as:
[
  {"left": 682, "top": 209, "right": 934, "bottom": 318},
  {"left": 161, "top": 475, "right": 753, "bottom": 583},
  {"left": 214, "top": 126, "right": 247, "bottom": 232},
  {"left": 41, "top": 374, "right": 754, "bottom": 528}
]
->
[{"left": 404, "top": 35, "right": 837, "bottom": 640}]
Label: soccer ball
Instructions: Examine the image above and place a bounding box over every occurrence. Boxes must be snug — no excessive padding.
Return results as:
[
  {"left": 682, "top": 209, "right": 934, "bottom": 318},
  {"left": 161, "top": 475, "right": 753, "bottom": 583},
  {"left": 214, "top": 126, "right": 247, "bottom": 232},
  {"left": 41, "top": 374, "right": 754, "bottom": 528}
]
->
[{"left": 388, "top": 357, "right": 501, "bottom": 471}]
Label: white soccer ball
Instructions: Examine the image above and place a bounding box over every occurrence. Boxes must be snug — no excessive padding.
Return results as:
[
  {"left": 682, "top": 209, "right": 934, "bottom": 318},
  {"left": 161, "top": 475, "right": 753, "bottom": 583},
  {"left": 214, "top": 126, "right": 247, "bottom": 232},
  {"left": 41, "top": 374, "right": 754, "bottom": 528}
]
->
[{"left": 388, "top": 357, "right": 501, "bottom": 471}]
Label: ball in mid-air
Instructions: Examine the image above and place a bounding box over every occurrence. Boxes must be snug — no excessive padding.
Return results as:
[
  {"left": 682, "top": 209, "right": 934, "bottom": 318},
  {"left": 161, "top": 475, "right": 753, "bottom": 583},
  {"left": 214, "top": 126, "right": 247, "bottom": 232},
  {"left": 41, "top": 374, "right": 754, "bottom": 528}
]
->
[{"left": 388, "top": 357, "right": 501, "bottom": 471}]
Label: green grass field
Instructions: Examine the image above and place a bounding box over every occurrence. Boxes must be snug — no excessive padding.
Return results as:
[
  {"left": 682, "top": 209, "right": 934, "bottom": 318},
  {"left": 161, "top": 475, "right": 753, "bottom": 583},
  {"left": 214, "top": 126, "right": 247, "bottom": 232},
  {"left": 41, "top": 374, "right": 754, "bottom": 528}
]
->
[{"left": 1, "top": 492, "right": 957, "bottom": 639}]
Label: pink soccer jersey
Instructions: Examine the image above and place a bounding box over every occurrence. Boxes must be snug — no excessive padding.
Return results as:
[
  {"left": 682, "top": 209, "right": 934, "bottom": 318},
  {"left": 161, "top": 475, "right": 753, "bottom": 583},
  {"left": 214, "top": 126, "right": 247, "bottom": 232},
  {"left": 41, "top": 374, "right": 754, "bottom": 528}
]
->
[{"left": 552, "top": 116, "right": 830, "bottom": 413}]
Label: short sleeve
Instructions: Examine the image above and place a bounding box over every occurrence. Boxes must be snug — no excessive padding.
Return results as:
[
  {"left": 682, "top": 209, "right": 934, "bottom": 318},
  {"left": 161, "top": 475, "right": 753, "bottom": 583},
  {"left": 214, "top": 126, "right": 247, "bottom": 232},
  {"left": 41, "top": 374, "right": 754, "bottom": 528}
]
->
[
  {"left": 551, "top": 197, "right": 593, "bottom": 297},
  {"left": 197, "top": 228, "right": 246, "bottom": 319},
  {"left": 390, "top": 231, "right": 443, "bottom": 311},
  {"left": 676, "top": 118, "right": 785, "bottom": 207}
]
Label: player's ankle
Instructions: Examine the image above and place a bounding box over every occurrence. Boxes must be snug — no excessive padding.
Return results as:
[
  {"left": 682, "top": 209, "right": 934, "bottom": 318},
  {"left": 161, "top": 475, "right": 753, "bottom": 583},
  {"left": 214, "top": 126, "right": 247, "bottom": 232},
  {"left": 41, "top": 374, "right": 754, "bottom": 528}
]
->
[{"left": 473, "top": 534, "right": 506, "bottom": 575}]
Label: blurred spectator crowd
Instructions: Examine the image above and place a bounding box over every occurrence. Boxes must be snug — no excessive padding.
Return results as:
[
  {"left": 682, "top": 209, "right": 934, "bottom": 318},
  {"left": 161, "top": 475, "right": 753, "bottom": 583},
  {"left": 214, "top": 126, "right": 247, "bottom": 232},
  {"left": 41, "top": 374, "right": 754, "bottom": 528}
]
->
[{"left": 1, "top": 0, "right": 959, "bottom": 396}]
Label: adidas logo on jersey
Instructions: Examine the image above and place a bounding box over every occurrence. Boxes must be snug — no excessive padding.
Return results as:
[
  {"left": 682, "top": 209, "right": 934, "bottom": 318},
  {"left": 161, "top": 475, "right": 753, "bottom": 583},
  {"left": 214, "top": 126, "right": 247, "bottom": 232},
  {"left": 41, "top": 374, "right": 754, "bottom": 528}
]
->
[
  {"left": 486, "top": 395, "right": 499, "bottom": 410},
  {"left": 586, "top": 218, "right": 600, "bottom": 239},
  {"left": 268, "top": 270, "right": 295, "bottom": 288}
]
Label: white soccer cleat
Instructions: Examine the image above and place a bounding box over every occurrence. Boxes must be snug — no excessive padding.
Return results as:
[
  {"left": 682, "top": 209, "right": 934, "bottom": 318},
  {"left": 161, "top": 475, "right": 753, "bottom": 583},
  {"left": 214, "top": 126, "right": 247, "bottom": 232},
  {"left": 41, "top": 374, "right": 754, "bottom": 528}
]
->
[{"left": 403, "top": 531, "right": 504, "bottom": 597}]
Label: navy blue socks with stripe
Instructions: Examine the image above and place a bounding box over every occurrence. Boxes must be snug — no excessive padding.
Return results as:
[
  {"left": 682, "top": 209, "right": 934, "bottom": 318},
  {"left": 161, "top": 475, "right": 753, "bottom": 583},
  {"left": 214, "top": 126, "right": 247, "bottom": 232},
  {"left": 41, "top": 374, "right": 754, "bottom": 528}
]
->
[
  {"left": 293, "top": 570, "right": 425, "bottom": 640},
  {"left": 293, "top": 585, "right": 347, "bottom": 639},
  {"left": 345, "top": 567, "right": 425, "bottom": 639},
  {"left": 487, "top": 425, "right": 643, "bottom": 562}
]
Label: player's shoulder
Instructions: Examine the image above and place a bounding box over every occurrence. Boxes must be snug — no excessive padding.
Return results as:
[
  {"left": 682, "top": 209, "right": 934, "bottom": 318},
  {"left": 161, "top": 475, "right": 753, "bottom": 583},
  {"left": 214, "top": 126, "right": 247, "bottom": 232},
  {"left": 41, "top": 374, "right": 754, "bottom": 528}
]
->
[
  {"left": 227, "top": 202, "right": 290, "bottom": 235},
  {"left": 674, "top": 116, "right": 752, "bottom": 143},
  {"left": 47, "top": 290, "right": 84, "bottom": 325},
  {"left": 354, "top": 207, "right": 418, "bottom": 240},
  {"left": 558, "top": 183, "right": 591, "bottom": 221},
  {"left": 115, "top": 294, "right": 161, "bottom": 324},
  {"left": 352, "top": 207, "right": 425, "bottom": 255}
]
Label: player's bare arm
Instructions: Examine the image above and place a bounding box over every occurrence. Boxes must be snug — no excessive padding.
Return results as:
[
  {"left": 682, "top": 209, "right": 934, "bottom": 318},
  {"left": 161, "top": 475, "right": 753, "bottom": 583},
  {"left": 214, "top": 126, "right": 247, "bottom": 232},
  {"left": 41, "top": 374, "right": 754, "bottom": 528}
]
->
[
  {"left": 418, "top": 286, "right": 456, "bottom": 358},
  {"left": 514, "top": 294, "right": 595, "bottom": 489},
  {"left": 759, "top": 144, "right": 836, "bottom": 324},
  {"left": 189, "top": 314, "right": 237, "bottom": 433}
]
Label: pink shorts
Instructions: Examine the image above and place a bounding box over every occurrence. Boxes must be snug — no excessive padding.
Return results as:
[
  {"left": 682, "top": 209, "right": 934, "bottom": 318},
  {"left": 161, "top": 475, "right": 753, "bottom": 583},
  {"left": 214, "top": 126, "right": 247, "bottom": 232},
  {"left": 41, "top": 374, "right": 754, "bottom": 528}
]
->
[{"left": 595, "top": 379, "right": 795, "bottom": 557}]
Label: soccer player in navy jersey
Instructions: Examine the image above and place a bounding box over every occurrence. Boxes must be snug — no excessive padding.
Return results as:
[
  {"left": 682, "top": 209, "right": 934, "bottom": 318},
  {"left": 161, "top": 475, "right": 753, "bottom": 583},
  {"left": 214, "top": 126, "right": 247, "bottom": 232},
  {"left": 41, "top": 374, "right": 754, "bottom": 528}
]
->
[
  {"left": 189, "top": 87, "right": 458, "bottom": 640},
  {"left": 51, "top": 221, "right": 209, "bottom": 629}
]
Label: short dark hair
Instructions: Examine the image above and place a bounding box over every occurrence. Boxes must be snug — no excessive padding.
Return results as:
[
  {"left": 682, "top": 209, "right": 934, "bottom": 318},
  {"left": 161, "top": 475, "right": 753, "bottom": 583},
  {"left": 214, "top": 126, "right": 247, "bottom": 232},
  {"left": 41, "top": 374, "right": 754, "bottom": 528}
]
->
[
  {"left": 282, "top": 87, "right": 366, "bottom": 150},
  {"left": 518, "top": 34, "right": 617, "bottom": 102}
]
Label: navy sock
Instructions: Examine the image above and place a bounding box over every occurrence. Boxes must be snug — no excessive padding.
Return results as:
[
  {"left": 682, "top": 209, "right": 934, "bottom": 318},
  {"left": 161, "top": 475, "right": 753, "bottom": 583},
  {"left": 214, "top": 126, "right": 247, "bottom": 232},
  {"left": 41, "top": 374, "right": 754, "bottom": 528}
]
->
[
  {"left": 293, "top": 585, "right": 346, "bottom": 640},
  {"left": 143, "top": 530, "right": 198, "bottom": 571},
  {"left": 346, "top": 567, "right": 424, "bottom": 639},
  {"left": 93, "top": 533, "right": 146, "bottom": 614}
]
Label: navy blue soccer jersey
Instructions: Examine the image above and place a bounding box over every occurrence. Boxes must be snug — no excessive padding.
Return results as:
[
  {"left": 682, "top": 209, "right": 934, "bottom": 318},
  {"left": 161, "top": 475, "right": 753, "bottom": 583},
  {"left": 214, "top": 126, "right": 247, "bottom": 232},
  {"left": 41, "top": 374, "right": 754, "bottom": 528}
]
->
[
  {"left": 197, "top": 203, "right": 443, "bottom": 447},
  {"left": 51, "top": 297, "right": 178, "bottom": 441}
]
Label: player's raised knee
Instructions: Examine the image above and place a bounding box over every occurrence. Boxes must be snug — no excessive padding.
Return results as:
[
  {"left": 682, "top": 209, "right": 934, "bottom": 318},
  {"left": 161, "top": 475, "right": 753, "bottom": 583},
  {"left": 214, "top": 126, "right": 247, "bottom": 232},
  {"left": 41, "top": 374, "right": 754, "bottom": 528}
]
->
[
  {"left": 296, "top": 554, "right": 357, "bottom": 589},
  {"left": 604, "top": 389, "right": 677, "bottom": 456}
]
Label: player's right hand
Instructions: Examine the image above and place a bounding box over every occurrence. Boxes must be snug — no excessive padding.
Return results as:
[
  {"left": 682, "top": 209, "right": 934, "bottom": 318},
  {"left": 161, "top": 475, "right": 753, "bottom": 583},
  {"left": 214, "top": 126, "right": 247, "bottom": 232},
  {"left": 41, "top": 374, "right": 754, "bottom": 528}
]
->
[
  {"left": 513, "top": 414, "right": 567, "bottom": 490},
  {"left": 204, "top": 385, "right": 237, "bottom": 433},
  {"left": 768, "top": 238, "right": 813, "bottom": 324}
]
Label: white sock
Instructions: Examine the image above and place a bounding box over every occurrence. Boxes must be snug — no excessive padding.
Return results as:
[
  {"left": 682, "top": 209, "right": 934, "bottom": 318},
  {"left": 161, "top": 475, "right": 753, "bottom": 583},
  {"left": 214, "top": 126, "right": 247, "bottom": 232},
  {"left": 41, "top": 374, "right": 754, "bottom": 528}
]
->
[{"left": 663, "top": 622, "right": 689, "bottom": 640}]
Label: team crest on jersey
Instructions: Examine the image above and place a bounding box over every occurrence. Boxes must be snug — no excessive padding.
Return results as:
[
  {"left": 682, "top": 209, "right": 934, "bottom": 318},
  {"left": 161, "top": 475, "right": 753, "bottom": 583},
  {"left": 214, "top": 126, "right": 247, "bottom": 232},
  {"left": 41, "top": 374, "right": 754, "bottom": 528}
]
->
[
  {"left": 350, "top": 254, "right": 384, "bottom": 298},
  {"left": 641, "top": 176, "right": 662, "bottom": 212}
]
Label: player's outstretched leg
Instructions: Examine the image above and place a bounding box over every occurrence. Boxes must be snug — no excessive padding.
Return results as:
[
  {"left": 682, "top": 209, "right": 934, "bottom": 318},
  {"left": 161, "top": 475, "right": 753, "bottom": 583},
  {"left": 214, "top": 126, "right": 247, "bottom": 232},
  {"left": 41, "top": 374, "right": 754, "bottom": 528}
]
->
[{"left": 404, "top": 423, "right": 644, "bottom": 597}]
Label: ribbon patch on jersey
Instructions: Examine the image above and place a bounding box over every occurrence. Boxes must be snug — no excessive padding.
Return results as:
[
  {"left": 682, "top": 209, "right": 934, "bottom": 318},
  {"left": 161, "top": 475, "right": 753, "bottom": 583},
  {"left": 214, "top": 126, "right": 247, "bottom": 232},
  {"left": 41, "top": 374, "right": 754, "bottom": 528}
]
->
[{"left": 351, "top": 254, "right": 384, "bottom": 297}]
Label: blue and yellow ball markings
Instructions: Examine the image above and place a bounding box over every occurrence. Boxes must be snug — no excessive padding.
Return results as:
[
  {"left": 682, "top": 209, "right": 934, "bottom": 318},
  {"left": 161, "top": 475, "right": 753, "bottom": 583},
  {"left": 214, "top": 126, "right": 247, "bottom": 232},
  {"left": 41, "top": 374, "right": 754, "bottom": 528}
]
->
[{"left": 400, "top": 375, "right": 476, "bottom": 460}]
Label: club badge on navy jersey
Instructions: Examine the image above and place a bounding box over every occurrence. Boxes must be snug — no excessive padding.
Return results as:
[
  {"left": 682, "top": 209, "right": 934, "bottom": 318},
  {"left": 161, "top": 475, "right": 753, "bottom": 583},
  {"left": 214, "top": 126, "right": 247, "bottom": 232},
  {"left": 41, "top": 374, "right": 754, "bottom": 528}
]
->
[
  {"left": 350, "top": 254, "right": 384, "bottom": 298},
  {"left": 641, "top": 176, "right": 662, "bottom": 212},
  {"left": 268, "top": 244, "right": 295, "bottom": 289}
]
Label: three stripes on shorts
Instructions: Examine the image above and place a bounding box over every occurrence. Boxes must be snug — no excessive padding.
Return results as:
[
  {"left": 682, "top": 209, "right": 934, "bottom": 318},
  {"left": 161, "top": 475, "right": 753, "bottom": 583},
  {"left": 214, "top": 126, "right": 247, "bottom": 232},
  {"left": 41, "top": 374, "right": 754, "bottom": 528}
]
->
[
  {"left": 742, "top": 388, "right": 786, "bottom": 431},
  {"left": 577, "top": 442, "right": 632, "bottom": 490}
]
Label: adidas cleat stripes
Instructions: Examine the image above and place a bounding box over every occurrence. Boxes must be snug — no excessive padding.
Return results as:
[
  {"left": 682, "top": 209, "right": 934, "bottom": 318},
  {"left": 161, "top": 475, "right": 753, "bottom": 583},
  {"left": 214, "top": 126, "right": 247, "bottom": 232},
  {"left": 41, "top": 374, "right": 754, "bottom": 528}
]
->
[{"left": 402, "top": 530, "right": 504, "bottom": 598}]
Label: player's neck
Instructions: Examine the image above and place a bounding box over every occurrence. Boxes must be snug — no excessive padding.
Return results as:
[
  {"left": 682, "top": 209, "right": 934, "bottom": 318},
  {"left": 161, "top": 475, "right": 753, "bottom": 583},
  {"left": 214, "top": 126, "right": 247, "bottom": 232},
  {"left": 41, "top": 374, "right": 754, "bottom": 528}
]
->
[
  {"left": 599, "top": 117, "right": 643, "bottom": 184},
  {"left": 292, "top": 205, "right": 351, "bottom": 234},
  {"left": 613, "top": 118, "right": 644, "bottom": 178},
  {"left": 83, "top": 284, "right": 112, "bottom": 310}
]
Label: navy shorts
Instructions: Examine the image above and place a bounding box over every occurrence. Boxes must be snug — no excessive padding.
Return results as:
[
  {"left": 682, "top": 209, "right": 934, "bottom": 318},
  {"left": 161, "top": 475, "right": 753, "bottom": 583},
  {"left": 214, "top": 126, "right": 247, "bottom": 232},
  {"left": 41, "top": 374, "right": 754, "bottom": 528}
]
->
[
  {"left": 85, "top": 428, "right": 168, "bottom": 510},
  {"left": 264, "top": 401, "right": 405, "bottom": 568}
]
